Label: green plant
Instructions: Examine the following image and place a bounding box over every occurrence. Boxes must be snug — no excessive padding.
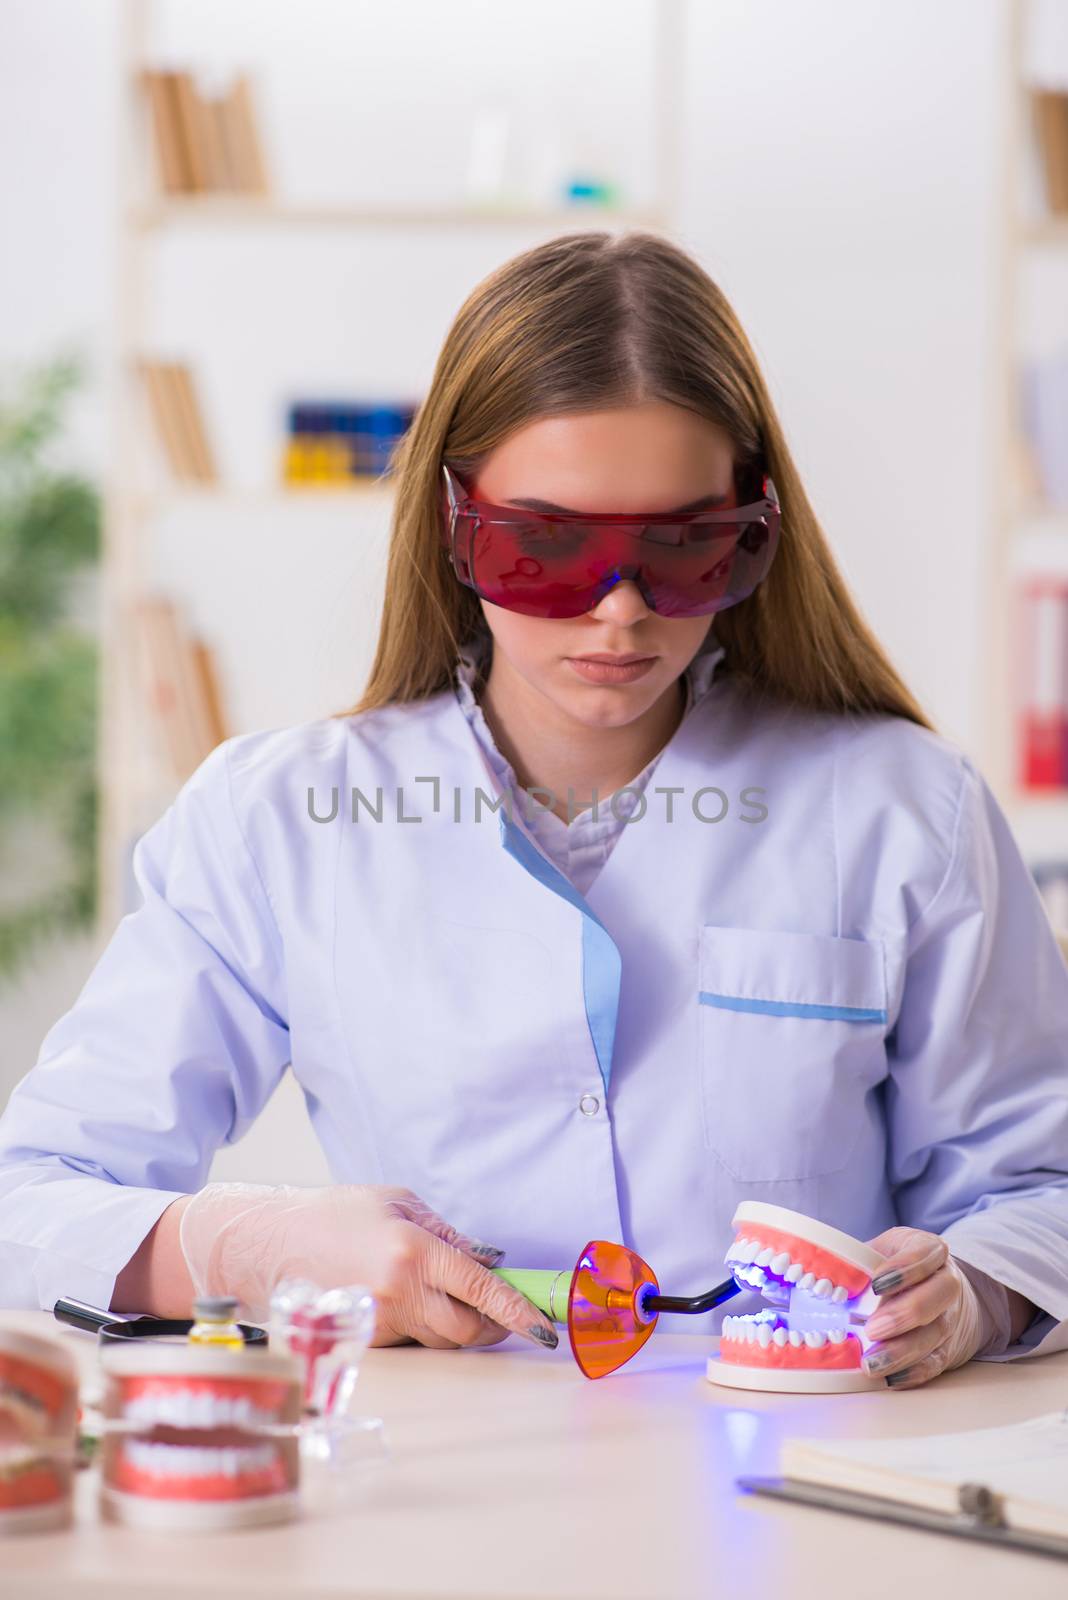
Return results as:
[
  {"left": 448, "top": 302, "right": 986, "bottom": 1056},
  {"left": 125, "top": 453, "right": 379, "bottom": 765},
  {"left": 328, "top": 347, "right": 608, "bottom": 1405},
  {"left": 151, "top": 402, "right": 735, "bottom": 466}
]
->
[{"left": 0, "top": 352, "right": 101, "bottom": 982}]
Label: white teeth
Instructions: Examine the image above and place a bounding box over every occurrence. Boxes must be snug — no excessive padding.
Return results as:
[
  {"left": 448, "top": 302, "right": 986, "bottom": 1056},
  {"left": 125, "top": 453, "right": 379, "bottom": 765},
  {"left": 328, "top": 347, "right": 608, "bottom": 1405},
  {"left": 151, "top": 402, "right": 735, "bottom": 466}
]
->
[
  {"left": 724, "top": 1238, "right": 748, "bottom": 1265},
  {"left": 803, "top": 1331, "right": 827, "bottom": 1348},
  {"left": 745, "top": 1324, "right": 757, "bottom": 1343},
  {"left": 799, "top": 1272, "right": 816, "bottom": 1290},
  {"left": 740, "top": 1240, "right": 760, "bottom": 1263},
  {"left": 122, "top": 1388, "right": 276, "bottom": 1430},
  {"left": 770, "top": 1252, "right": 791, "bottom": 1275},
  {"left": 813, "top": 1278, "right": 832, "bottom": 1298},
  {"left": 829, "top": 1329, "right": 847, "bottom": 1344},
  {"left": 755, "top": 1247, "right": 775, "bottom": 1266},
  {"left": 788, "top": 1330, "right": 803, "bottom": 1347},
  {"left": 772, "top": 1327, "right": 788, "bottom": 1347},
  {"left": 123, "top": 1439, "right": 277, "bottom": 1480},
  {"left": 831, "top": 1285, "right": 848, "bottom": 1303},
  {"left": 784, "top": 1262, "right": 803, "bottom": 1283},
  {"left": 757, "top": 1325, "right": 772, "bottom": 1347}
]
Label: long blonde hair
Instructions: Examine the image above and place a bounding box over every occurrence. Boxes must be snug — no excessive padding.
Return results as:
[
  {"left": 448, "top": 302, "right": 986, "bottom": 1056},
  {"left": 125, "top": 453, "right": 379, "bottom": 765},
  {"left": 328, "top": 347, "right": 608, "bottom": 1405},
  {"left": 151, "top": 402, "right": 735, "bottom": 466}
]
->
[{"left": 334, "top": 229, "right": 932, "bottom": 730}]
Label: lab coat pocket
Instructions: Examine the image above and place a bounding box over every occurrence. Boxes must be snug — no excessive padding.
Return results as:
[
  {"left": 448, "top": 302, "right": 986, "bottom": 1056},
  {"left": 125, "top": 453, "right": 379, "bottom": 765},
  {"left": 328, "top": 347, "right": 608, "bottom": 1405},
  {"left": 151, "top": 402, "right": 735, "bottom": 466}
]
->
[{"left": 697, "top": 924, "right": 888, "bottom": 1181}]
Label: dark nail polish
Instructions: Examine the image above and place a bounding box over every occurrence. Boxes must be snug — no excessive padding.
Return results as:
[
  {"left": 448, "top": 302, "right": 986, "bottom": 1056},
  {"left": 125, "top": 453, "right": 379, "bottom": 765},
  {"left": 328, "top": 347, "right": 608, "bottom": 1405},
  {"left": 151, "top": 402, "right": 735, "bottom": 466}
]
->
[
  {"left": 871, "top": 1270, "right": 903, "bottom": 1295},
  {"left": 863, "top": 1350, "right": 895, "bottom": 1375},
  {"left": 473, "top": 1245, "right": 505, "bottom": 1266},
  {"left": 885, "top": 1367, "right": 914, "bottom": 1387},
  {"left": 527, "top": 1324, "right": 559, "bottom": 1349}
]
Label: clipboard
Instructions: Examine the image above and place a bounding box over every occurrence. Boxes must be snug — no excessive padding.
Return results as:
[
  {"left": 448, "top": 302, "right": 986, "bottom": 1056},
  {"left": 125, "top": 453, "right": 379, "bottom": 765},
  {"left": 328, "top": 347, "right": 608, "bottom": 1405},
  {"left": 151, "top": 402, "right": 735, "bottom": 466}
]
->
[{"left": 736, "top": 1474, "right": 1068, "bottom": 1563}]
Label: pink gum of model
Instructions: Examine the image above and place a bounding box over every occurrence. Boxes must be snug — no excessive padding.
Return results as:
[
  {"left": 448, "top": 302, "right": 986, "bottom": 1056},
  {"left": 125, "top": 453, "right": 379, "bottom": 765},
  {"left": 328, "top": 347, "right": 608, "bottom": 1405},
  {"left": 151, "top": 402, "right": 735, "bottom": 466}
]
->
[{"left": 706, "top": 1200, "right": 888, "bottom": 1394}]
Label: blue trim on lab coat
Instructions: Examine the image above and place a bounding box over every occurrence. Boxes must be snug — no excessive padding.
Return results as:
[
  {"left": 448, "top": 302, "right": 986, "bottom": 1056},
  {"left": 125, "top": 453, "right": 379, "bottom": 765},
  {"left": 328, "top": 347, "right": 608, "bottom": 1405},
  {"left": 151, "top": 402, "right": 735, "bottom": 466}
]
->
[
  {"left": 500, "top": 815, "right": 622, "bottom": 1091},
  {"left": 699, "top": 991, "right": 888, "bottom": 1024}
]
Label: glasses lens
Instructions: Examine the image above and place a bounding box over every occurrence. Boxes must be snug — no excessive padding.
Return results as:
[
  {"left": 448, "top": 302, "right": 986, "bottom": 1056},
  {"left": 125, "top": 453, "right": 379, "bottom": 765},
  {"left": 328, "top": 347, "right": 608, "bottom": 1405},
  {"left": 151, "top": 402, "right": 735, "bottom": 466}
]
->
[
  {"left": 567, "top": 1239, "right": 659, "bottom": 1379},
  {"left": 454, "top": 509, "right": 779, "bottom": 619}
]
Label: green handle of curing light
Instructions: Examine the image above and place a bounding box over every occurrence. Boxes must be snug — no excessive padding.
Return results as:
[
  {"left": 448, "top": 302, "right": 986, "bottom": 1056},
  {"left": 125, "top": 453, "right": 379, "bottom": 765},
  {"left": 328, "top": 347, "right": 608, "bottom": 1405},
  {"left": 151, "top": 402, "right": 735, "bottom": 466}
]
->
[{"left": 492, "top": 1266, "right": 571, "bottom": 1323}]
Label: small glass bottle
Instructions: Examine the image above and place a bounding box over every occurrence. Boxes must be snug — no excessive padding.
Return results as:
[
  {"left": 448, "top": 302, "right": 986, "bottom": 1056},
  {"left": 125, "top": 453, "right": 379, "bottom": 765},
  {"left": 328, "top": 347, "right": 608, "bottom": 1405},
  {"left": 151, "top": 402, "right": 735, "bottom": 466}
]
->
[{"left": 187, "top": 1295, "right": 244, "bottom": 1349}]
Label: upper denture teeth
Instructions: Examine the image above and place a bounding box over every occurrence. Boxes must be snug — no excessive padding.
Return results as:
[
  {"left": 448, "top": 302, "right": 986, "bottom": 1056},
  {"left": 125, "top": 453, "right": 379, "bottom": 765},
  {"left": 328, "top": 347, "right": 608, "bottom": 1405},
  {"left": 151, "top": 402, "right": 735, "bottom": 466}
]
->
[
  {"left": 803, "top": 1331, "right": 827, "bottom": 1348},
  {"left": 813, "top": 1278, "right": 832, "bottom": 1298},
  {"left": 799, "top": 1272, "right": 816, "bottom": 1290},
  {"left": 769, "top": 1252, "right": 791, "bottom": 1275},
  {"left": 784, "top": 1262, "right": 803, "bottom": 1283},
  {"left": 755, "top": 1247, "right": 775, "bottom": 1266},
  {"left": 831, "top": 1286, "right": 848, "bottom": 1303}
]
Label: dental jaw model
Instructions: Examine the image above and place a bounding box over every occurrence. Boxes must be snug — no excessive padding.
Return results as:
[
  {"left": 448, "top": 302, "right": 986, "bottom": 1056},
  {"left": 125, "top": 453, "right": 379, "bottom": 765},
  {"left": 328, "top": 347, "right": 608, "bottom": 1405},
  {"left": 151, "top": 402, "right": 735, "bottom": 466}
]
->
[
  {"left": 99, "top": 1343, "right": 302, "bottom": 1530},
  {"left": 706, "top": 1201, "right": 886, "bottom": 1393},
  {"left": 0, "top": 1328, "right": 78, "bottom": 1534}
]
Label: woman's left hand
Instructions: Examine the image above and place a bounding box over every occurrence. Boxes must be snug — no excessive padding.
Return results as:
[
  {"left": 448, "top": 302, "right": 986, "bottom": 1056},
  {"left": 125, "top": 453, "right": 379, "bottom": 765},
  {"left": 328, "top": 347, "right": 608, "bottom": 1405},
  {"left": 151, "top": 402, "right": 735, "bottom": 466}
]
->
[{"left": 860, "top": 1226, "right": 984, "bottom": 1389}]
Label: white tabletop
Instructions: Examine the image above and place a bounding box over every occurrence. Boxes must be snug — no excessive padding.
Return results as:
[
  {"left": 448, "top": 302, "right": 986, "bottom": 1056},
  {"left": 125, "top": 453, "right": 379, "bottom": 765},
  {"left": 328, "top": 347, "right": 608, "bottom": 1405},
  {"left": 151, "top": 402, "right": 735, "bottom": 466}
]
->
[{"left": 3, "top": 1309, "right": 1067, "bottom": 1599}]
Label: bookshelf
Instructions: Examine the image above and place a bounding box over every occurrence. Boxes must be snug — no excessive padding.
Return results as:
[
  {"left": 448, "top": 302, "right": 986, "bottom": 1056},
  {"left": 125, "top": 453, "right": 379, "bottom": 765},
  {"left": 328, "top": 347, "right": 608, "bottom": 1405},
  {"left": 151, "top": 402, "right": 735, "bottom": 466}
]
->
[
  {"left": 987, "top": 0, "right": 1068, "bottom": 869},
  {"left": 98, "top": 0, "right": 684, "bottom": 935}
]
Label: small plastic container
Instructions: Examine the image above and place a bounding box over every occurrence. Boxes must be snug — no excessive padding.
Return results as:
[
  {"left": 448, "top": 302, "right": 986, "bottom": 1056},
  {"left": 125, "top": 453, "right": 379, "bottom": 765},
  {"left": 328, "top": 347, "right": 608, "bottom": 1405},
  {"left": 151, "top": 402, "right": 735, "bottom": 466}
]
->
[
  {"left": 98, "top": 1342, "right": 302, "bottom": 1531},
  {"left": 187, "top": 1296, "right": 244, "bottom": 1349},
  {"left": 0, "top": 1326, "right": 79, "bottom": 1535}
]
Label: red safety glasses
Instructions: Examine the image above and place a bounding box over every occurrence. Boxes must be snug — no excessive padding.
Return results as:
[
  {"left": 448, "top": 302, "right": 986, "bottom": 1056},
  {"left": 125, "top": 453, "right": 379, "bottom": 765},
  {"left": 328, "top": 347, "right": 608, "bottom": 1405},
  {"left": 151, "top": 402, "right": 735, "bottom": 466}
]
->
[{"left": 440, "top": 461, "right": 781, "bottom": 620}]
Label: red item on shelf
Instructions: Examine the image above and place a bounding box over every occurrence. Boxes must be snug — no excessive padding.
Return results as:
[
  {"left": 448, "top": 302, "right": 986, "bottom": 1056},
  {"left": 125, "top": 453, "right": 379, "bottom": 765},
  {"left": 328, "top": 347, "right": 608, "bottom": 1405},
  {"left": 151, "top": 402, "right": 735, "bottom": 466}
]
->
[{"left": 1018, "top": 579, "right": 1068, "bottom": 790}]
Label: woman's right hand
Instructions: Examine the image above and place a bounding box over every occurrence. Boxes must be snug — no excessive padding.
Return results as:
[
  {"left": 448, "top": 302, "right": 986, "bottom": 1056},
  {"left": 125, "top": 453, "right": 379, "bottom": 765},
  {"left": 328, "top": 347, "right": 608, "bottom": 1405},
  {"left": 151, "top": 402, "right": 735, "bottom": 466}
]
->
[{"left": 176, "top": 1181, "right": 560, "bottom": 1351}]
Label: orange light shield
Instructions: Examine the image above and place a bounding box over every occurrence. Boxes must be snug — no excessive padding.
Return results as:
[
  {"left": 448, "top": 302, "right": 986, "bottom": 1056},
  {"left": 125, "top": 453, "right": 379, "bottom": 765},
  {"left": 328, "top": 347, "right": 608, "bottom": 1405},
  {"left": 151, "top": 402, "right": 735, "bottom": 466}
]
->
[{"left": 566, "top": 1240, "right": 660, "bottom": 1380}]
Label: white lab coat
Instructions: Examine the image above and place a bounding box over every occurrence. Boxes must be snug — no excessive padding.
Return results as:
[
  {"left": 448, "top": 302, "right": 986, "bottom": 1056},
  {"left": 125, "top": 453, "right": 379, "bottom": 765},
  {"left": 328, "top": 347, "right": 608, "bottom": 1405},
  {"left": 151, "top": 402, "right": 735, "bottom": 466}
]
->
[{"left": 1, "top": 655, "right": 1067, "bottom": 1356}]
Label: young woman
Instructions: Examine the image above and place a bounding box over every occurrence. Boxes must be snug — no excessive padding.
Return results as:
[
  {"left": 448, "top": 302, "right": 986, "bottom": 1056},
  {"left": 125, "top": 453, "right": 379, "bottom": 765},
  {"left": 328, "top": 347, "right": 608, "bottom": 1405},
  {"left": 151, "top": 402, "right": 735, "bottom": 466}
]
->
[{"left": 1, "top": 231, "right": 1066, "bottom": 1387}]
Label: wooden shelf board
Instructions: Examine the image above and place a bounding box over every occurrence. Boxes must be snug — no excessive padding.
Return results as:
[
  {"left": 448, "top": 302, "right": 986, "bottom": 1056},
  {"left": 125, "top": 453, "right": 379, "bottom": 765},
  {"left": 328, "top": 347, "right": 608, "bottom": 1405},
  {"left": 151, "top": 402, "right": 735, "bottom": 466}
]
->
[
  {"left": 1019, "top": 215, "right": 1068, "bottom": 247},
  {"left": 125, "top": 482, "right": 396, "bottom": 514},
  {"left": 130, "top": 197, "right": 668, "bottom": 231}
]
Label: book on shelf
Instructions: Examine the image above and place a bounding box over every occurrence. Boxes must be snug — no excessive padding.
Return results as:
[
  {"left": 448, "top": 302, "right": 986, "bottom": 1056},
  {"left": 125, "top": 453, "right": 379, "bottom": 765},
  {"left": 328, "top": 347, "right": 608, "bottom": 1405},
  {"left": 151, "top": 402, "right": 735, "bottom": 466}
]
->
[
  {"left": 1018, "top": 578, "right": 1068, "bottom": 790},
  {"left": 1032, "top": 90, "right": 1068, "bottom": 217},
  {"left": 137, "top": 359, "right": 218, "bottom": 484},
  {"left": 738, "top": 1410, "right": 1068, "bottom": 1558},
  {"left": 140, "top": 68, "right": 270, "bottom": 197},
  {"left": 132, "top": 595, "right": 229, "bottom": 785}
]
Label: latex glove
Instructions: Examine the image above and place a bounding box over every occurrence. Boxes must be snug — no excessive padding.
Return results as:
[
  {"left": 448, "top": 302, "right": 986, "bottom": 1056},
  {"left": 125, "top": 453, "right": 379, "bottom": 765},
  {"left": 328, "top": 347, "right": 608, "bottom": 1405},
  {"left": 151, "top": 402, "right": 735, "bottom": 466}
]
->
[
  {"left": 860, "top": 1226, "right": 1008, "bottom": 1389},
  {"left": 178, "top": 1182, "right": 560, "bottom": 1352}
]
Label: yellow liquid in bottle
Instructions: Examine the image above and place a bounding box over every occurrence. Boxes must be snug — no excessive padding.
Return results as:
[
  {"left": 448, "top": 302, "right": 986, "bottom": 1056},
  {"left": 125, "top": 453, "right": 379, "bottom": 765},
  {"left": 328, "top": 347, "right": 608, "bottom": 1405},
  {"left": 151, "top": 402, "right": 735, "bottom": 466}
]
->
[
  {"left": 188, "top": 1298, "right": 244, "bottom": 1348},
  {"left": 188, "top": 1321, "right": 244, "bottom": 1349}
]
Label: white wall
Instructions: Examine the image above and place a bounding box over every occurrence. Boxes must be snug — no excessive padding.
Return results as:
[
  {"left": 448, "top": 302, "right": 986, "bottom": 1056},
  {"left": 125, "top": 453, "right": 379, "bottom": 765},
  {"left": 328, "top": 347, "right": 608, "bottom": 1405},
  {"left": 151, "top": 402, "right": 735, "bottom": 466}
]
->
[{"left": 0, "top": 0, "right": 1008, "bottom": 1181}]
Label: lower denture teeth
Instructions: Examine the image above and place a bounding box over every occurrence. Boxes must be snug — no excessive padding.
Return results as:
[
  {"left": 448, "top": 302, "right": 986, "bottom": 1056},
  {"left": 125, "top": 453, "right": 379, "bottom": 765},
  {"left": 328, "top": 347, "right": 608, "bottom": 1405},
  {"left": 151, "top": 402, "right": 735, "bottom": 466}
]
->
[
  {"left": 772, "top": 1328, "right": 788, "bottom": 1347},
  {"left": 828, "top": 1329, "right": 847, "bottom": 1343},
  {"left": 757, "top": 1325, "right": 772, "bottom": 1347},
  {"left": 803, "top": 1331, "right": 826, "bottom": 1348},
  {"left": 788, "top": 1330, "right": 803, "bottom": 1347}
]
